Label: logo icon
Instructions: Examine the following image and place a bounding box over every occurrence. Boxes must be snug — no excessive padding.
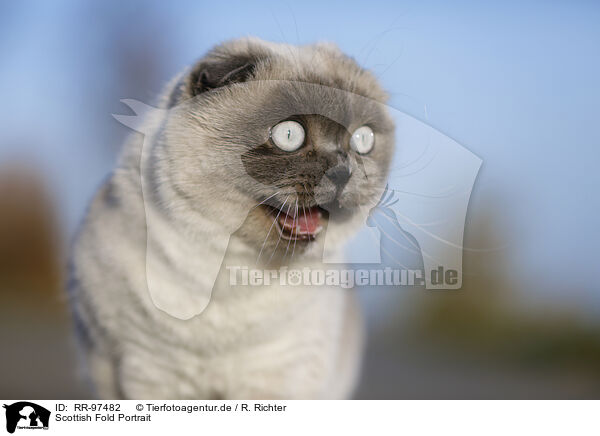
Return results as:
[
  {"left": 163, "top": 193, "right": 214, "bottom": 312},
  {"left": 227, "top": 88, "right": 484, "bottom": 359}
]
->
[
  {"left": 113, "top": 83, "right": 481, "bottom": 319},
  {"left": 3, "top": 402, "right": 50, "bottom": 434}
]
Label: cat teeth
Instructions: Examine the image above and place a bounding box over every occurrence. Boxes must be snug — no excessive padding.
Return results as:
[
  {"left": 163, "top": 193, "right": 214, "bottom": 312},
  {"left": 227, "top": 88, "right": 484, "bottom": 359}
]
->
[
  {"left": 275, "top": 219, "right": 322, "bottom": 241},
  {"left": 300, "top": 225, "right": 323, "bottom": 236},
  {"left": 263, "top": 204, "right": 323, "bottom": 241}
]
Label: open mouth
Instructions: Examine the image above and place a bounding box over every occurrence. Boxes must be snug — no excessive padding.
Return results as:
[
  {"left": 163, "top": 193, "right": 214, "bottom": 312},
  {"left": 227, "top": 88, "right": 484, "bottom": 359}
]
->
[{"left": 263, "top": 204, "right": 324, "bottom": 241}]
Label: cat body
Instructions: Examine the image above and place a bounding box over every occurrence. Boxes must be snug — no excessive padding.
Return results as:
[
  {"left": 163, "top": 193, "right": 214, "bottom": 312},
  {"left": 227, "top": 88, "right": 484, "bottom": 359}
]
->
[{"left": 69, "top": 38, "right": 394, "bottom": 399}]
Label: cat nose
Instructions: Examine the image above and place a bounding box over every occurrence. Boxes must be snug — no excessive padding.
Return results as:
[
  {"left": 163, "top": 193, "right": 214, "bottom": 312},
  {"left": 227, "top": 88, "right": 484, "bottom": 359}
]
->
[{"left": 325, "top": 164, "right": 352, "bottom": 189}]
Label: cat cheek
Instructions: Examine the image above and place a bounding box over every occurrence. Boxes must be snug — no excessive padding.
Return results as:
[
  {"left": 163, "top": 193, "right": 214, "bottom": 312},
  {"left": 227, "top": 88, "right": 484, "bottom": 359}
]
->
[
  {"left": 337, "top": 178, "right": 364, "bottom": 209},
  {"left": 313, "top": 177, "right": 338, "bottom": 205}
]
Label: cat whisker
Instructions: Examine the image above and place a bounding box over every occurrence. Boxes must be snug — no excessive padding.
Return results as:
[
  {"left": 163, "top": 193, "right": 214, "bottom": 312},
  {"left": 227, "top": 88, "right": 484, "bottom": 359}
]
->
[
  {"left": 301, "top": 201, "right": 308, "bottom": 232},
  {"left": 267, "top": 201, "right": 293, "bottom": 266},
  {"left": 378, "top": 210, "right": 506, "bottom": 253},
  {"left": 249, "top": 191, "right": 281, "bottom": 212},
  {"left": 283, "top": 204, "right": 296, "bottom": 262},
  {"left": 256, "top": 194, "right": 289, "bottom": 265},
  {"left": 301, "top": 184, "right": 315, "bottom": 223},
  {"left": 291, "top": 198, "right": 299, "bottom": 261}
]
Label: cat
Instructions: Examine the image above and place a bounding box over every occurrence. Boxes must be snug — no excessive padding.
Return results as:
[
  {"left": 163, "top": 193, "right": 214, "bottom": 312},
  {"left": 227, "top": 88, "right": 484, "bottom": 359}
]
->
[{"left": 68, "top": 37, "right": 395, "bottom": 399}]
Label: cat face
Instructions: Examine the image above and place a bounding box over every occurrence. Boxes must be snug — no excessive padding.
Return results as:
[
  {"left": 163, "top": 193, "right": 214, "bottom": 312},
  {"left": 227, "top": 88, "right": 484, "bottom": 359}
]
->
[{"left": 161, "top": 38, "right": 395, "bottom": 265}]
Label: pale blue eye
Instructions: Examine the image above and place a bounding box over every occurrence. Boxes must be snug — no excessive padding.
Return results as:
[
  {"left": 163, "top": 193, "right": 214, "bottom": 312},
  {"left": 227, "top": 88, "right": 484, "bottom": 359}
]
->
[
  {"left": 270, "top": 121, "right": 305, "bottom": 151},
  {"left": 350, "top": 126, "right": 375, "bottom": 154}
]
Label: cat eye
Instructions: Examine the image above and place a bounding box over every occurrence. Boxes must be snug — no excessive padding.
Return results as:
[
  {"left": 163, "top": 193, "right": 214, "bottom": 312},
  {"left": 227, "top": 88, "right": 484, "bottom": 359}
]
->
[
  {"left": 270, "top": 120, "right": 305, "bottom": 152},
  {"left": 350, "top": 126, "right": 375, "bottom": 154}
]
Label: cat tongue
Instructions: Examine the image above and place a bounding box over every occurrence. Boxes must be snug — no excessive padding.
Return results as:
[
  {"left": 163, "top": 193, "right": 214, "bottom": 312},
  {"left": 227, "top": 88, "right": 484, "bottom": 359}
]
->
[{"left": 278, "top": 207, "right": 322, "bottom": 236}]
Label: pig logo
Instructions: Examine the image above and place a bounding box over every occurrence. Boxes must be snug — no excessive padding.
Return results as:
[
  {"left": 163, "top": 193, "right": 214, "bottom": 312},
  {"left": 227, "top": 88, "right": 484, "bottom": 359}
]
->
[{"left": 3, "top": 402, "right": 50, "bottom": 433}]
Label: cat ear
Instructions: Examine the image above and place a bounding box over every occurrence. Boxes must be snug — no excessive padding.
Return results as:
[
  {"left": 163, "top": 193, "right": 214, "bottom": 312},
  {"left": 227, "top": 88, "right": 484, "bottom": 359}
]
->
[
  {"left": 188, "top": 55, "right": 257, "bottom": 96},
  {"left": 168, "top": 38, "right": 272, "bottom": 107}
]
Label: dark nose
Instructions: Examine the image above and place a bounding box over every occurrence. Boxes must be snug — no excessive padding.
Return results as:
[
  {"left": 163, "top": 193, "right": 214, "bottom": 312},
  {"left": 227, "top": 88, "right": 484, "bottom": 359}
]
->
[{"left": 325, "top": 164, "right": 352, "bottom": 189}]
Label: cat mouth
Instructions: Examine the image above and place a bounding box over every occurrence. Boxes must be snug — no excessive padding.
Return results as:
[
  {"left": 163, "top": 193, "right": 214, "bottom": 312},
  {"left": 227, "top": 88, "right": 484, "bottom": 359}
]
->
[{"left": 262, "top": 205, "right": 324, "bottom": 241}]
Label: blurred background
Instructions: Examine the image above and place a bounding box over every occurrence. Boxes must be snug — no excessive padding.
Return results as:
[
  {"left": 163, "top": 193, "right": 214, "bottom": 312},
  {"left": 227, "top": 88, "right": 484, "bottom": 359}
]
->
[{"left": 1, "top": 0, "right": 599, "bottom": 399}]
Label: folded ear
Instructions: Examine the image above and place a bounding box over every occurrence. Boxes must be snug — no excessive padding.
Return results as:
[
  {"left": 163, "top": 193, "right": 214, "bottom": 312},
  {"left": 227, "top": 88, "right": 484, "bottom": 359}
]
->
[
  {"left": 189, "top": 56, "right": 256, "bottom": 95},
  {"left": 167, "top": 39, "right": 272, "bottom": 108}
]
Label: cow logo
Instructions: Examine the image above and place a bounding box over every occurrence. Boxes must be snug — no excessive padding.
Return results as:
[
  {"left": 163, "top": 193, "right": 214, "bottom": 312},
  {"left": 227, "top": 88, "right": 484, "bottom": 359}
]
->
[{"left": 3, "top": 402, "right": 50, "bottom": 433}]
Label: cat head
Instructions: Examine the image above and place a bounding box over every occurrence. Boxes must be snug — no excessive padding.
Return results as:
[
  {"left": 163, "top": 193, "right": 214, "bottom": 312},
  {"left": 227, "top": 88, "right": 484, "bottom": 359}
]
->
[{"left": 155, "top": 37, "right": 395, "bottom": 265}]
